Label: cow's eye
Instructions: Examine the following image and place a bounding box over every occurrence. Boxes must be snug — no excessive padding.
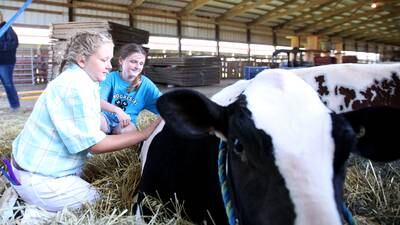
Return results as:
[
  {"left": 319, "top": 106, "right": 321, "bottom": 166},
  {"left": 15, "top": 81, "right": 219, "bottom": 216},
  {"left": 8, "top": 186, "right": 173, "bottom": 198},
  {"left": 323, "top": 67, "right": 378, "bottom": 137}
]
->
[
  {"left": 233, "top": 139, "right": 244, "bottom": 154},
  {"left": 233, "top": 139, "right": 247, "bottom": 162}
]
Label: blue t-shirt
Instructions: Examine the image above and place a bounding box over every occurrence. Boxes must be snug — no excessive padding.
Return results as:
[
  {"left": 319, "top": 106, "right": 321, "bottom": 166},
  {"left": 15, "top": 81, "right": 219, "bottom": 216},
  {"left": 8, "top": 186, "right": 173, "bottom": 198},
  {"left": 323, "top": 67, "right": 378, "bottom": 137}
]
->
[{"left": 100, "top": 71, "right": 162, "bottom": 124}]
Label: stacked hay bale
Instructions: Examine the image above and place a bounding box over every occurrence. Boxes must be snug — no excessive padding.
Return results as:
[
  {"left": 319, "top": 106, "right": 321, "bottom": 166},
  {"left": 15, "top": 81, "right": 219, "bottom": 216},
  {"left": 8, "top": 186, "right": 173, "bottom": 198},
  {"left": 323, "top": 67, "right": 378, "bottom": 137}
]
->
[
  {"left": 145, "top": 56, "right": 221, "bottom": 87},
  {"left": 49, "top": 21, "right": 149, "bottom": 80}
]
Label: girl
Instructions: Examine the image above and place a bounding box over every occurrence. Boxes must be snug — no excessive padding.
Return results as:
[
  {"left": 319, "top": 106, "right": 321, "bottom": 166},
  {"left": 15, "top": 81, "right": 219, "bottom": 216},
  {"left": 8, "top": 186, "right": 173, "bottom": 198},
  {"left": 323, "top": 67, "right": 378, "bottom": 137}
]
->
[
  {"left": 11, "top": 31, "right": 160, "bottom": 212},
  {"left": 100, "top": 43, "right": 161, "bottom": 134}
]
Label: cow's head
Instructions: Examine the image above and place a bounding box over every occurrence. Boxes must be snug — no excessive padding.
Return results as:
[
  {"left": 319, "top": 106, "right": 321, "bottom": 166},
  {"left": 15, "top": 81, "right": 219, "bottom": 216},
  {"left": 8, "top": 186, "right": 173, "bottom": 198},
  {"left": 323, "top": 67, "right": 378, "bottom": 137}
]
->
[{"left": 157, "top": 69, "right": 400, "bottom": 225}]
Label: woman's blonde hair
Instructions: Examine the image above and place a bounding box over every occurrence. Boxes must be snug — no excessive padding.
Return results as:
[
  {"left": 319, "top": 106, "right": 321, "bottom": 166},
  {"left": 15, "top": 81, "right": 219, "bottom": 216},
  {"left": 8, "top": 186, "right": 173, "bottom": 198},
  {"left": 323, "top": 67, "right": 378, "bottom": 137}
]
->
[
  {"left": 117, "top": 43, "right": 147, "bottom": 92},
  {"left": 59, "top": 31, "right": 113, "bottom": 73}
]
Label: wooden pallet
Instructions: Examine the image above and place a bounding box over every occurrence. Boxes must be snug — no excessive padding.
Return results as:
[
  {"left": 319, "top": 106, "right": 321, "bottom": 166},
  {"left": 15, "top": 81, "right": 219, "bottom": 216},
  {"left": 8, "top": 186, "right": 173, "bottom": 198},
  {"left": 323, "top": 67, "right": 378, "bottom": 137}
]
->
[
  {"left": 145, "top": 56, "right": 222, "bottom": 87},
  {"left": 49, "top": 21, "right": 150, "bottom": 78}
]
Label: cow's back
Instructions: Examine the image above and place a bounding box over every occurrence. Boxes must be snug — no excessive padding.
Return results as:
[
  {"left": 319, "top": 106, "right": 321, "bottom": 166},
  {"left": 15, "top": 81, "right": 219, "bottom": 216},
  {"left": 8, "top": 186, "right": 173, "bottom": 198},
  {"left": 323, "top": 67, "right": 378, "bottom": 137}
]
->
[{"left": 292, "top": 63, "right": 400, "bottom": 112}]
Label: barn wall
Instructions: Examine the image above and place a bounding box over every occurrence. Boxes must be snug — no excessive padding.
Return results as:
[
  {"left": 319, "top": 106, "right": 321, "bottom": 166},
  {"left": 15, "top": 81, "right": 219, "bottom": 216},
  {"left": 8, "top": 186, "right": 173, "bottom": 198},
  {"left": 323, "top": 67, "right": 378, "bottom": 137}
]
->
[
  {"left": 134, "top": 15, "right": 177, "bottom": 37},
  {"left": 0, "top": 0, "right": 67, "bottom": 26},
  {"left": 344, "top": 39, "right": 356, "bottom": 51},
  {"left": 251, "top": 29, "right": 274, "bottom": 45},
  {"left": 219, "top": 25, "right": 247, "bottom": 43},
  {"left": 181, "top": 21, "right": 215, "bottom": 40}
]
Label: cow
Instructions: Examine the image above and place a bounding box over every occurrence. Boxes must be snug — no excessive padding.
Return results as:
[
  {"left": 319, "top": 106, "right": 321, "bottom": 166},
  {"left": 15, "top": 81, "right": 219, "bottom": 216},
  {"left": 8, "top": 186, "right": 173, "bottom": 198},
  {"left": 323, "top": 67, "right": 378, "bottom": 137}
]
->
[{"left": 137, "top": 64, "right": 400, "bottom": 225}]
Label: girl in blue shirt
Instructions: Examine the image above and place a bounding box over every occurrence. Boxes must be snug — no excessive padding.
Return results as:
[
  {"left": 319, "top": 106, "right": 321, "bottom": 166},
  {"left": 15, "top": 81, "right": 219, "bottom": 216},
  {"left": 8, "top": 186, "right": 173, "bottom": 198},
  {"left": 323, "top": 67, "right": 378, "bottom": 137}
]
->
[{"left": 100, "top": 43, "right": 161, "bottom": 134}]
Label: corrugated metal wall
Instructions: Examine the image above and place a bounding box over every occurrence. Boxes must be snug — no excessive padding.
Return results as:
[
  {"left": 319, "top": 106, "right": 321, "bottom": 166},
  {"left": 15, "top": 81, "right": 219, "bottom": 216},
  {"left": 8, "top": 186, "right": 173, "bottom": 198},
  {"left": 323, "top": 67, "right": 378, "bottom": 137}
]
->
[
  {"left": 220, "top": 26, "right": 246, "bottom": 43},
  {"left": 344, "top": 40, "right": 356, "bottom": 51},
  {"left": 0, "top": 0, "right": 67, "bottom": 26},
  {"left": 251, "top": 29, "right": 274, "bottom": 45},
  {"left": 181, "top": 21, "right": 214, "bottom": 40},
  {"left": 357, "top": 41, "right": 367, "bottom": 52},
  {"left": 134, "top": 15, "right": 177, "bottom": 37}
]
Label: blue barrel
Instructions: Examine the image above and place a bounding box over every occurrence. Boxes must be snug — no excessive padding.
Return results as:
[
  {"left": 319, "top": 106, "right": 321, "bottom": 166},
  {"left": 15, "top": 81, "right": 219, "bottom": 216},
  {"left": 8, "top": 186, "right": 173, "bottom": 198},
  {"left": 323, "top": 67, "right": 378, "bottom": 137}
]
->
[{"left": 243, "top": 66, "right": 270, "bottom": 80}]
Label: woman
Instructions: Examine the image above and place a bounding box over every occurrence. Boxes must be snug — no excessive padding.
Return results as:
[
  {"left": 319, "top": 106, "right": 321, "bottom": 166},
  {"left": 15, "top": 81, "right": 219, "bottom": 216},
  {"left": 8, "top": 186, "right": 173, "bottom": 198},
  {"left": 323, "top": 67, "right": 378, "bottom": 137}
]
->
[{"left": 100, "top": 43, "right": 161, "bottom": 134}]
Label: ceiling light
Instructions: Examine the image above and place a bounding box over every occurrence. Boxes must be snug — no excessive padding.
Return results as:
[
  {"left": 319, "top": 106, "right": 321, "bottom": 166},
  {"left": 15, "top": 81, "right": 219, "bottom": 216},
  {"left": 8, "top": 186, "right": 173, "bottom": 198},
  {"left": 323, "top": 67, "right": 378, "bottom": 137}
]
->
[{"left": 371, "top": 2, "right": 377, "bottom": 8}]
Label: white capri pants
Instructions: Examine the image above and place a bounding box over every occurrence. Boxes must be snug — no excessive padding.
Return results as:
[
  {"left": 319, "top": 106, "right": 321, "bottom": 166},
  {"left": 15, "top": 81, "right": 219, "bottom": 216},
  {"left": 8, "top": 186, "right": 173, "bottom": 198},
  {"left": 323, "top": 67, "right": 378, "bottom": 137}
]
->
[{"left": 11, "top": 163, "right": 100, "bottom": 212}]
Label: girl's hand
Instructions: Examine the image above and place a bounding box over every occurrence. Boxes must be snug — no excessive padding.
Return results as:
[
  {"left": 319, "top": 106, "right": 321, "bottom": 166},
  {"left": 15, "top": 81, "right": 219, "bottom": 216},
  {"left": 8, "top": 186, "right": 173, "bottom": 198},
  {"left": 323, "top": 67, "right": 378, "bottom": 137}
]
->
[
  {"left": 141, "top": 117, "right": 162, "bottom": 140},
  {"left": 115, "top": 109, "right": 131, "bottom": 128}
]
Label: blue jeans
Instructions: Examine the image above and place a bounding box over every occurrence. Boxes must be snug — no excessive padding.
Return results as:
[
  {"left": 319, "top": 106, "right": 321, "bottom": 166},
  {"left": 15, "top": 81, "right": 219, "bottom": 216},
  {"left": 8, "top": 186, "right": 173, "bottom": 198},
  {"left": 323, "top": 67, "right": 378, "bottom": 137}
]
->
[
  {"left": 102, "top": 111, "right": 121, "bottom": 134},
  {"left": 0, "top": 64, "right": 20, "bottom": 109}
]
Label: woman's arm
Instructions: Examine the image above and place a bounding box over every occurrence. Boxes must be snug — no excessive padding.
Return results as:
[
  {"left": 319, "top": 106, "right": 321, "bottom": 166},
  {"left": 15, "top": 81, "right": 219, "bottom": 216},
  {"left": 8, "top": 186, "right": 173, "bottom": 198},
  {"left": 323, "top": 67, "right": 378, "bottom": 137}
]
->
[
  {"left": 101, "top": 100, "right": 131, "bottom": 127},
  {"left": 101, "top": 100, "right": 123, "bottom": 114},
  {"left": 89, "top": 117, "right": 161, "bottom": 154}
]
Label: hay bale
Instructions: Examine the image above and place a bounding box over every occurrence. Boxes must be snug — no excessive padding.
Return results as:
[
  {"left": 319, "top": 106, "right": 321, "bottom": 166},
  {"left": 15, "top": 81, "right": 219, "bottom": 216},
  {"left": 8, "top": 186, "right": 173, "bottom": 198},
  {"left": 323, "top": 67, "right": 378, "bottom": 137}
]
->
[
  {"left": 81, "top": 147, "right": 141, "bottom": 212},
  {"left": 0, "top": 109, "right": 30, "bottom": 156},
  {"left": 345, "top": 156, "right": 400, "bottom": 224}
]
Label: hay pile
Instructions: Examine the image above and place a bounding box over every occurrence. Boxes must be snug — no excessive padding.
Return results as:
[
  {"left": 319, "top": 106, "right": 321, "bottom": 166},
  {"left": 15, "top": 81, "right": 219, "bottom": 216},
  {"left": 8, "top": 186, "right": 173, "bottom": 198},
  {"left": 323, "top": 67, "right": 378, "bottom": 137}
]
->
[
  {"left": 0, "top": 108, "right": 399, "bottom": 224},
  {"left": 345, "top": 157, "right": 400, "bottom": 225}
]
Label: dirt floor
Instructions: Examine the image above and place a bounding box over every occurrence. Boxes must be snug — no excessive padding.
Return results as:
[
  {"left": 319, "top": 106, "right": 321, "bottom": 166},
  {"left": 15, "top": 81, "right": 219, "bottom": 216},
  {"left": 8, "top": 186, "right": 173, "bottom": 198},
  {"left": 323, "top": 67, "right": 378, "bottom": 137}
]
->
[{"left": 0, "top": 79, "right": 240, "bottom": 112}]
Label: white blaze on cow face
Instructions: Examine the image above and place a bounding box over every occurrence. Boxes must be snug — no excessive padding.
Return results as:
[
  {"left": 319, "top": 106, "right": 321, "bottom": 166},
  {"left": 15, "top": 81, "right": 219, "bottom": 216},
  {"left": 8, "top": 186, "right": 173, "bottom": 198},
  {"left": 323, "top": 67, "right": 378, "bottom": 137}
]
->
[{"left": 243, "top": 69, "right": 341, "bottom": 225}]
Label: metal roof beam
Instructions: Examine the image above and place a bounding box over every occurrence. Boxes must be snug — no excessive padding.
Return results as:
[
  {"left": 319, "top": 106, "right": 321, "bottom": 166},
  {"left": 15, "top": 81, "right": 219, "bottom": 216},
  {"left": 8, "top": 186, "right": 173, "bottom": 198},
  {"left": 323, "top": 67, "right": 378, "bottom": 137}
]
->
[
  {"left": 315, "top": 5, "right": 400, "bottom": 35},
  {"left": 326, "top": 13, "right": 400, "bottom": 37},
  {"left": 216, "top": 0, "right": 273, "bottom": 23},
  {"left": 294, "top": 2, "right": 367, "bottom": 33},
  {"left": 179, "top": 0, "right": 210, "bottom": 17},
  {"left": 249, "top": 0, "right": 332, "bottom": 26},
  {"left": 129, "top": 0, "right": 145, "bottom": 10},
  {"left": 275, "top": 0, "right": 337, "bottom": 30},
  {"left": 248, "top": 0, "right": 297, "bottom": 26}
]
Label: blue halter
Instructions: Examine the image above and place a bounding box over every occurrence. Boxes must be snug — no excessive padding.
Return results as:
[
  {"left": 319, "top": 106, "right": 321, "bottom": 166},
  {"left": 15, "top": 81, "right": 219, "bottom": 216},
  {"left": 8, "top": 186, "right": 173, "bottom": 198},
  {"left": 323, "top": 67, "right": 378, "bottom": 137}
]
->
[{"left": 218, "top": 141, "right": 238, "bottom": 225}]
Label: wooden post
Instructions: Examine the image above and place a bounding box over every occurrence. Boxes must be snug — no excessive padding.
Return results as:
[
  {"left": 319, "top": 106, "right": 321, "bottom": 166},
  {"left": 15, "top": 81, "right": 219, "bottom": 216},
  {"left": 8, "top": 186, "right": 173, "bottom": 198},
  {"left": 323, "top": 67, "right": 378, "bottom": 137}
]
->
[
  {"left": 332, "top": 37, "right": 343, "bottom": 64},
  {"left": 68, "top": 0, "right": 74, "bottom": 22},
  {"left": 247, "top": 28, "right": 251, "bottom": 59},
  {"left": 216, "top": 24, "right": 220, "bottom": 56},
  {"left": 287, "top": 36, "right": 300, "bottom": 66},
  {"left": 306, "top": 35, "right": 319, "bottom": 50},
  {"left": 272, "top": 29, "right": 277, "bottom": 48},
  {"left": 287, "top": 36, "right": 300, "bottom": 48},
  {"left": 305, "top": 35, "right": 320, "bottom": 62},
  {"left": 177, "top": 19, "right": 182, "bottom": 57},
  {"left": 129, "top": 13, "right": 134, "bottom": 27}
]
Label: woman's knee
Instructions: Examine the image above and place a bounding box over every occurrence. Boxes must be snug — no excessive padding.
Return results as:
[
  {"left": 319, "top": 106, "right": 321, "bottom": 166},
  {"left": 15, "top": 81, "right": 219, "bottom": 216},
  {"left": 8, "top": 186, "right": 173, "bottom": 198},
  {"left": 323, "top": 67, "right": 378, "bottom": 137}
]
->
[
  {"left": 100, "top": 114, "right": 109, "bottom": 133},
  {"left": 119, "top": 123, "right": 137, "bottom": 134}
]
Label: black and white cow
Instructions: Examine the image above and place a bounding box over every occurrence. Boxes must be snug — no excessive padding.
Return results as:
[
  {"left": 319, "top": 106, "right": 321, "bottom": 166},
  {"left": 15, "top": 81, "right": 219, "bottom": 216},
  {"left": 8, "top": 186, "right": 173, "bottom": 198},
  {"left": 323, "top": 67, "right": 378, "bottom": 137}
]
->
[{"left": 137, "top": 64, "right": 400, "bottom": 225}]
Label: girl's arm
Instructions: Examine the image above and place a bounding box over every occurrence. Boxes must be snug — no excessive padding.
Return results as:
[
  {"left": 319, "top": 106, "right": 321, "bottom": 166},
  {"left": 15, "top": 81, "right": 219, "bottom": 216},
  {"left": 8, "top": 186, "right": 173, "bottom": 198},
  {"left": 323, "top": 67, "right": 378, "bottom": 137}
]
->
[
  {"left": 101, "top": 100, "right": 123, "bottom": 114},
  {"left": 89, "top": 117, "right": 161, "bottom": 154},
  {"left": 101, "top": 100, "right": 131, "bottom": 127}
]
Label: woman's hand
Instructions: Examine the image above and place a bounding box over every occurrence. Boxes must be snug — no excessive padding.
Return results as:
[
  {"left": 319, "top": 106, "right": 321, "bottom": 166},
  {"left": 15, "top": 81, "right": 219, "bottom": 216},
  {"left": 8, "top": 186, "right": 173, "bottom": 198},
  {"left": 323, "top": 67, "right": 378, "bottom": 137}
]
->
[{"left": 115, "top": 108, "right": 131, "bottom": 128}]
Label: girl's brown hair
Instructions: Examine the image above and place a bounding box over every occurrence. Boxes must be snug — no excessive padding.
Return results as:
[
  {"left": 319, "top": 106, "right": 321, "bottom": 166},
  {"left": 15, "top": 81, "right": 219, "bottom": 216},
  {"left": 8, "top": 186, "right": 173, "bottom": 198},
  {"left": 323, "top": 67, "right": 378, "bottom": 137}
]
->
[{"left": 118, "top": 43, "right": 147, "bottom": 92}]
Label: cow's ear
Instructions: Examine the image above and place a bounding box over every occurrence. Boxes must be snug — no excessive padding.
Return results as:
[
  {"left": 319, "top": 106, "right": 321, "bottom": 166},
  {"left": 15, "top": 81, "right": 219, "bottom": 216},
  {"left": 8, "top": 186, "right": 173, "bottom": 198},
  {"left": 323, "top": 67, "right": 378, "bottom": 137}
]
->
[
  {"left": 341, "top": 106, "right": 400, "bottom": 162},
  {"left": 157, "top": 89, "right": 226, "bottom": 138}
]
